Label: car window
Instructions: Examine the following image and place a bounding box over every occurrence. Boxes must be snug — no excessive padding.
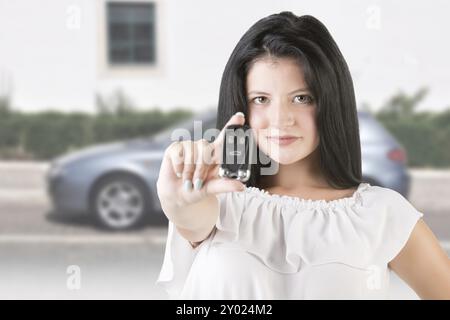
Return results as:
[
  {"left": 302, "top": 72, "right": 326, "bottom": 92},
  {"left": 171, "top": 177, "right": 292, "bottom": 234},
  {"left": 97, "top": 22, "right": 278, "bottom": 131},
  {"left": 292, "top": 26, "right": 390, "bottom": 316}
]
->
[{"left": 359, "top": 112, "right": 392, "bottom": 143}]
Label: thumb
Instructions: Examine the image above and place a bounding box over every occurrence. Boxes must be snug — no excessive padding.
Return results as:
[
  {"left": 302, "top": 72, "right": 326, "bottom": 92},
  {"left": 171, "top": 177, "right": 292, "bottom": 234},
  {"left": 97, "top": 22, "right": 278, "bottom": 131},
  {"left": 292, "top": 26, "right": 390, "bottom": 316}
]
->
[{"left": 213, "top": 112, "right": 246, "bottom": 150}]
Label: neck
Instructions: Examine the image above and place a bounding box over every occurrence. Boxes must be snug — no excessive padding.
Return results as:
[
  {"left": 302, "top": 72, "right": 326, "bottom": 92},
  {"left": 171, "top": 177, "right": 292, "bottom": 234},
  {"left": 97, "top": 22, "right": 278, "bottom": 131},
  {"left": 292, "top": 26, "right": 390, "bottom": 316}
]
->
[{"left": 260, "top": 148, "right": 329, "bottom": 190}]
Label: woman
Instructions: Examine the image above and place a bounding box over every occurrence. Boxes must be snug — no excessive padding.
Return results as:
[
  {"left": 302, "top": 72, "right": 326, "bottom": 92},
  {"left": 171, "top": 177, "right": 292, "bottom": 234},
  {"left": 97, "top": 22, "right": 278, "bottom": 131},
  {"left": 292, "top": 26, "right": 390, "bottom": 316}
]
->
[{"left": 155, "top": 11, "right": 450, "bottom": 299}]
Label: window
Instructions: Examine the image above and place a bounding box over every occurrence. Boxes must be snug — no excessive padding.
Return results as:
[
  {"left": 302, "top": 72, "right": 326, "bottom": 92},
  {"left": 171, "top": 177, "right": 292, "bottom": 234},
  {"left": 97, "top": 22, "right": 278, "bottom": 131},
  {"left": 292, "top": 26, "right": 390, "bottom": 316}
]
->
[{"left": 107, "top": 2, "right": 156, "bottom": 65}]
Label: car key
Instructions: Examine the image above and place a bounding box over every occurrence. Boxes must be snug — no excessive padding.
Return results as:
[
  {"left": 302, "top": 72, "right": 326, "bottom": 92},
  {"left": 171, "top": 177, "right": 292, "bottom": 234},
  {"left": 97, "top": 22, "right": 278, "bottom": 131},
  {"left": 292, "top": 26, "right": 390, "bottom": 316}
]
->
[{"left": 218, "top": 124, "right": 254, "bottom": 182}]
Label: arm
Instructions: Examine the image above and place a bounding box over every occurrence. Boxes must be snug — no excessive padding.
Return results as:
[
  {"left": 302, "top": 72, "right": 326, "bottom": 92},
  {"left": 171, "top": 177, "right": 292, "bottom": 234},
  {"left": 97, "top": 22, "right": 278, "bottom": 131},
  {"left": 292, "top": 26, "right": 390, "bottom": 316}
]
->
[
  {"left": 388, "top": 218, "right": 450, "bottom": 299},
  {"left": 156, "top": 112, "right": 246, "bottom": 250},
  {"left": 160, "top": 193, "right": 219, "bottom": 248}
]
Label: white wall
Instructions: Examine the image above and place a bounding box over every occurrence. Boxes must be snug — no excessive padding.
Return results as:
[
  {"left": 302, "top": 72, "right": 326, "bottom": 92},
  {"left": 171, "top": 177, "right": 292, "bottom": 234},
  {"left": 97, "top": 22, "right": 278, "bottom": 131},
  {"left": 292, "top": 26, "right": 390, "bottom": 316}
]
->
[
  {"left": 0, "top": 0, "right": 97, "bottom": 112},
  {"left": 0, "top": 0, "right": 449, "bottom": 113}
]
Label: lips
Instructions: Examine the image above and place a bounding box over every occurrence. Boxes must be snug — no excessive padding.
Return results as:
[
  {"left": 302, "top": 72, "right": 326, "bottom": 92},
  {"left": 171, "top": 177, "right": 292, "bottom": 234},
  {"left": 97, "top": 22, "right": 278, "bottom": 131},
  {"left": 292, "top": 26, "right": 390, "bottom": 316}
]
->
[
  {"left": 267, "top": 136, "right": 300, "bottom": 146},
  {"left": 267, "top": 135, "right": 300, "bottom": 139}
]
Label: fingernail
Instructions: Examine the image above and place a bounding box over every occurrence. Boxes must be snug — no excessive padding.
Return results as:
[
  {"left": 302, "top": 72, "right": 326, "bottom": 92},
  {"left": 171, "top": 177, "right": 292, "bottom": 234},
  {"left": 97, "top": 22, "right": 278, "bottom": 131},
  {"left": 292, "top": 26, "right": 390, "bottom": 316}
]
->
[
  {"left": 176, "top": 172, "right": 182, "bottom": 178},
  {"left": 183, "top": 179, "right": 192, "bottom": 191},
  {"left": 234, "top": 112, "right": 245, "bottom": 118},
  {"left": 194, "top": 178, "right": 203, "bottom": 190}
]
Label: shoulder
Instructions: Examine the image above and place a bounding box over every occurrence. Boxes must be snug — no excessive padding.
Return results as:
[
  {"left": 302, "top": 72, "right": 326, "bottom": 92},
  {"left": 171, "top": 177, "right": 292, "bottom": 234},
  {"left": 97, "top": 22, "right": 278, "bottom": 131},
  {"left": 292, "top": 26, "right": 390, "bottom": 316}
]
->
[
  {"left": 365, "top": 185, "right": 425, "bottom": 264},
  {"left": 362, "top": 184, "right": 424, "bottom": 227},
  {"left": 387, "top": 216, "right": 450, "bottom": 299},
  {"left": 360, "top": 184, "right": 417, "bottom": 210}
]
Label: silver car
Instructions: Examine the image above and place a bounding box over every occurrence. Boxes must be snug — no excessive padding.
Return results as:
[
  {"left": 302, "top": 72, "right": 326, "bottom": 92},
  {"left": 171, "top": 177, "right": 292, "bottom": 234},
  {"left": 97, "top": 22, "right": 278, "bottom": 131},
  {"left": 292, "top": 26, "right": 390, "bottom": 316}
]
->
[{"left": 46, "top": 109, "right": 411, "bottom": 231}]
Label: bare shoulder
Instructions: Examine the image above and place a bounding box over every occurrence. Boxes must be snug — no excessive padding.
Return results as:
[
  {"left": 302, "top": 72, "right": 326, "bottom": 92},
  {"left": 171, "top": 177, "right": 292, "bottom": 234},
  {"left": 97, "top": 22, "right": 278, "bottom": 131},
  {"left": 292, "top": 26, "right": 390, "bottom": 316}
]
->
[{"left": 388, "top": 218, "right": 450, "bottom": 299}]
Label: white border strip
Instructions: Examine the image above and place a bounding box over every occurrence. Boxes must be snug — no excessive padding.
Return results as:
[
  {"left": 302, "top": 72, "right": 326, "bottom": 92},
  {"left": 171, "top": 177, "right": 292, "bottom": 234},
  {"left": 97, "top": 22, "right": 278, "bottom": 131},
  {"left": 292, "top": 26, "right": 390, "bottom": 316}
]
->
[
  {"left": 0, "top": 234, "right": 167, "bottom": 244},
  {"left": 0, "top": 162, "right": 49, "bottom": 170},
  {"left": 409, "top": 169, "right": 450, "bottom": 178},
  {"left": 440, "top": 241, "right": 450, "bottom": 251},
  {"left": 0, "top": 234, "right": 446, "bottom": 252}
]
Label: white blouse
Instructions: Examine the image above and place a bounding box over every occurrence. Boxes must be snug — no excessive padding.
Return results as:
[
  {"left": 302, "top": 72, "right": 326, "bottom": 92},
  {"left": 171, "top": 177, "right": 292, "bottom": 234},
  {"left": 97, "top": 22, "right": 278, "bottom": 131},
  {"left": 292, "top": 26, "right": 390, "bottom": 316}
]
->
[{"left": 155, "top": 182, "right": 423, "bottom": 299}]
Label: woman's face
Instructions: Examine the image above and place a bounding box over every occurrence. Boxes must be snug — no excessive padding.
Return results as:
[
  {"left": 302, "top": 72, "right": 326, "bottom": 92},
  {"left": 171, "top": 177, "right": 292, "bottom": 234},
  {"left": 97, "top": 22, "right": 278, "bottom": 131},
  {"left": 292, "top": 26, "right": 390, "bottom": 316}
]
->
[{"left": 246, "top": 56, "right": 320, "bottom": 165}]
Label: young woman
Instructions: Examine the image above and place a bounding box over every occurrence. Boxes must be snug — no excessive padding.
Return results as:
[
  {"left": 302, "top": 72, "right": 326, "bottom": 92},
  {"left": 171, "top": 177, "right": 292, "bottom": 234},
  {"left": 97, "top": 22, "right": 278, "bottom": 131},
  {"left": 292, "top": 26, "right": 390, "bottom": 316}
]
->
[{"left": 155, "top": 12, "right": 450, "bottom": 299}]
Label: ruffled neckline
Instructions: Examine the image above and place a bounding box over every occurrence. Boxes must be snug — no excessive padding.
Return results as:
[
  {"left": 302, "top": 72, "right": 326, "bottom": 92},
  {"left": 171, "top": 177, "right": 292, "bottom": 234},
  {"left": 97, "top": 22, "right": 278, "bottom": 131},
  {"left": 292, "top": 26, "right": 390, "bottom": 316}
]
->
[{"left": 243, "top": 182, "right": 371, "bottom": 209}]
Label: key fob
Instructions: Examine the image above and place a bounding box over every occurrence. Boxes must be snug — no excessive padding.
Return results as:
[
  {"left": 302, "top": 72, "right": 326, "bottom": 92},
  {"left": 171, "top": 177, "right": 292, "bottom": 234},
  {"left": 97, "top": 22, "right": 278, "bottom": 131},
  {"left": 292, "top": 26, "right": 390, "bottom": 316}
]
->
[{"left": 218, "top": 124, "right": 254, "bottom": 182}]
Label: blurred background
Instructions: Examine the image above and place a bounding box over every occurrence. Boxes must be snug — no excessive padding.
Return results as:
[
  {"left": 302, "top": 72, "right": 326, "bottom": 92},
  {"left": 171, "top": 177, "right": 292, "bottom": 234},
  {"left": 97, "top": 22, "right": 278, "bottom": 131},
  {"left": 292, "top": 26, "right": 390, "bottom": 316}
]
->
[{"left": 0, "top": 0, "right": 449, "bottom": 299}]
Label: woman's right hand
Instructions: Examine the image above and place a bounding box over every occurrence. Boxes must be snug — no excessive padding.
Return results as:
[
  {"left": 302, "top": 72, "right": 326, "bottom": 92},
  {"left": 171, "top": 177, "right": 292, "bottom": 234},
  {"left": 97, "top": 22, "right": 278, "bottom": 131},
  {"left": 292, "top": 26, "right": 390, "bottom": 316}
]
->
[{"left": 156, "top": 112, "right": 247, "bottom": 209}]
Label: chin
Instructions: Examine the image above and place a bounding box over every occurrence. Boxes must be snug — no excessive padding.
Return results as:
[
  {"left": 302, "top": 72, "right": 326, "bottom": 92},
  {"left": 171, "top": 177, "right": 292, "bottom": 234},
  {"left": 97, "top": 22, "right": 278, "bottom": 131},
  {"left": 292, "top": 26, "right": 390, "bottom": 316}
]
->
[{"left": 267, "top": 153, "right": 309, "bottom": 165}]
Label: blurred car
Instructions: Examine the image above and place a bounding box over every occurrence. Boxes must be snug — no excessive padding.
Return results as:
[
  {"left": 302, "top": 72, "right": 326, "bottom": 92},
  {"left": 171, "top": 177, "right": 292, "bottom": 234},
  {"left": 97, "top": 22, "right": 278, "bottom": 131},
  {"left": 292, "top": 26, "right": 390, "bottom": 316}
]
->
[{"left": 46, "top": 109, "right": 410, "bottom": 231}]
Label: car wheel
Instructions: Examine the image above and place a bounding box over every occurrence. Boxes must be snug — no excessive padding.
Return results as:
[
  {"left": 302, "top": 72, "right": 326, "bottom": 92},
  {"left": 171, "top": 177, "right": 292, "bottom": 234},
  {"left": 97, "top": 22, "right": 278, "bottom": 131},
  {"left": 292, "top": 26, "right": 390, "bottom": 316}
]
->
[{"left": 90, "top": 174, "right": 150, "bottom": 231}]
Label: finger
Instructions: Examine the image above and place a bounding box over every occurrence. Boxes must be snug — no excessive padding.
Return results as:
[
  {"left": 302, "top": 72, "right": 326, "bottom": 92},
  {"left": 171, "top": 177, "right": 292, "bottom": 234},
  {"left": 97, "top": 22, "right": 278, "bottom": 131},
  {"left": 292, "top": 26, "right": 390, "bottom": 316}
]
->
[
  {"left": 168, "top": 141, "right": 184, "bottom": 179},
  {"left": 192, "top": 139, "right": 214, "bottom": 191},
  {"left": 213, "top": 111, "right": 246, "bottom": 149},
  {"left": 181, "top": 141, "right": 195, "bottom": 190}
]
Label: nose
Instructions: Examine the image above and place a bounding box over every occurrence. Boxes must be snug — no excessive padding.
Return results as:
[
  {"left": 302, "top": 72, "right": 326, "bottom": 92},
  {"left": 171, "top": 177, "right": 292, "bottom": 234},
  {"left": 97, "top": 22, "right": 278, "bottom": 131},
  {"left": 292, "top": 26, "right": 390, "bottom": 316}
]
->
[{"left": 270, "top": 100, "right": 295, "bottom": 127}]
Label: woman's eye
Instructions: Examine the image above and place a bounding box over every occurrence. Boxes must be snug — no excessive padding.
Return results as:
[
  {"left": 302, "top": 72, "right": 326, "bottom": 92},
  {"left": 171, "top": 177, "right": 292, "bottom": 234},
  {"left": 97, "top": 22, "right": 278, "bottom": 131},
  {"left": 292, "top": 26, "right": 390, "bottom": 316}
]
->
[
  {"left": 294, "top": 95, "right": 314, "bottom": 104},
  {"left": 252, "top": 96, "right": 268, "bottom": 104},
  {"left": 250, "top": 95, "right": 314, "bottom": 105}
]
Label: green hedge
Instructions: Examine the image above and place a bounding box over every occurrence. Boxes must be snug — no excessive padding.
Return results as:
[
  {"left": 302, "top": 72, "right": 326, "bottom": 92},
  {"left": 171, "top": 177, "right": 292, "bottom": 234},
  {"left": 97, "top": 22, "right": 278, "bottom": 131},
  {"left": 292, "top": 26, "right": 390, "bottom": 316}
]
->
[
  {"left": 0, "top": 105, "right": 193, "bottom": 160},
  {"left": 373, "top": 88, "right": 450, "bottom": 168},
  {"left": 377, "top": 115, "right": 449, "bottom": 167},
  {"left": 0, "top": 88, "right": 449, "bottom": 167}
]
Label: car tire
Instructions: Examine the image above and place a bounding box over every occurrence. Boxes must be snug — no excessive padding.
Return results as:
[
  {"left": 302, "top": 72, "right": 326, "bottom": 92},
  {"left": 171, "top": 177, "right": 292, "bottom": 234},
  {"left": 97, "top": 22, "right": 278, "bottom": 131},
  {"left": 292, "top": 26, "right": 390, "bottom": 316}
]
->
[{"left": 90, "top": 174, "right": 150, "bottom": 231}]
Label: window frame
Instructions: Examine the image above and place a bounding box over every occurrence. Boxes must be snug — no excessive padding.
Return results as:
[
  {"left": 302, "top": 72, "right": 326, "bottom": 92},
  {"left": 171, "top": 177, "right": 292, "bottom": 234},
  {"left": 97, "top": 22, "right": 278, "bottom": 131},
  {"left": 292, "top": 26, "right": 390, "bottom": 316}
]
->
[
  {"left": 107, "top": 1, "right": 156, "bottom": 65},
  {"left": 97, "top": 0, "right": 166, "bottom": 78}
]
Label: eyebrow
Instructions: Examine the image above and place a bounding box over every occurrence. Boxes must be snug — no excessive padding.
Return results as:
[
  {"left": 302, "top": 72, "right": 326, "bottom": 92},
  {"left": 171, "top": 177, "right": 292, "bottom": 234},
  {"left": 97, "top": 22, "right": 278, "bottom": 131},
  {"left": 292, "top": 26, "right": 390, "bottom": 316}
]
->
[{"left": 247, "top": 88, "right": 310, "bottom": 95}]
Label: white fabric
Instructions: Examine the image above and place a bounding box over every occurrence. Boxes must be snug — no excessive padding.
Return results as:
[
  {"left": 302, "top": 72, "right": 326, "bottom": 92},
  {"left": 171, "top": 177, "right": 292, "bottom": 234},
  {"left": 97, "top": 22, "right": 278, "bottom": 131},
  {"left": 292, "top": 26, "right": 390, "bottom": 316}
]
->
[{"left": 155, "top": 183, "right": 423, "bottom": 299}]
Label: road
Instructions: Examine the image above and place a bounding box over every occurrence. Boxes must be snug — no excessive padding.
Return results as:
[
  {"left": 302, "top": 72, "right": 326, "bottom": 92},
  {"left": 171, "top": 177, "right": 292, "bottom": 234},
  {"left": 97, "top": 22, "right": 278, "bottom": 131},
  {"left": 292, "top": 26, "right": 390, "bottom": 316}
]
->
[{"left": 0, "top": 162, "right": 449, "bottom": 299}]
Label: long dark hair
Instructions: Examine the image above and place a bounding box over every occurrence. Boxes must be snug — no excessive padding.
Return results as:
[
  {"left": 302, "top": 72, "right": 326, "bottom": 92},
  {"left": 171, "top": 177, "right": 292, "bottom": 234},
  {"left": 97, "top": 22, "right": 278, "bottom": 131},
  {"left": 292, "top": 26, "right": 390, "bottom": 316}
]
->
[{"left": 216, "top": 11, "right": 362, "bottom": 190}]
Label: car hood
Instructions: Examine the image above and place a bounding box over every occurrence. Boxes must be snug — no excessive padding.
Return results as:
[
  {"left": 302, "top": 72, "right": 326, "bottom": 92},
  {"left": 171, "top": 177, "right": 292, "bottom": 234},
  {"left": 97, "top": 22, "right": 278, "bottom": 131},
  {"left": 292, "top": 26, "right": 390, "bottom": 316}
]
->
[{"left": 52, "top": 138, "right": 163, "bottom": 167}]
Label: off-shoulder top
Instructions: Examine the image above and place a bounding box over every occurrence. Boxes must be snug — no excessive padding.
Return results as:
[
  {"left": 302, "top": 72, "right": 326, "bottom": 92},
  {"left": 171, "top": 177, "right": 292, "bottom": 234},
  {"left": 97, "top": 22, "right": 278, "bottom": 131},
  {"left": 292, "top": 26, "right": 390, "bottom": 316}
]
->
[{"left": 155, "top": 183, "right": 423, "bottom": 299}]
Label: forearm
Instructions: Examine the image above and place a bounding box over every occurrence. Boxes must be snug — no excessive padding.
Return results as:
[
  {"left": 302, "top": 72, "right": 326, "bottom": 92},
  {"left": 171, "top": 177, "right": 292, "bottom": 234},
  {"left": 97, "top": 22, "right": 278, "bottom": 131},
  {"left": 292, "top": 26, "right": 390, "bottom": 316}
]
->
[
  {"left": 177, "top": 224, "right": 216, "bottom": 248},
  {"left": 160, "top": 194, "right": 218, "bottom": 243}
]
